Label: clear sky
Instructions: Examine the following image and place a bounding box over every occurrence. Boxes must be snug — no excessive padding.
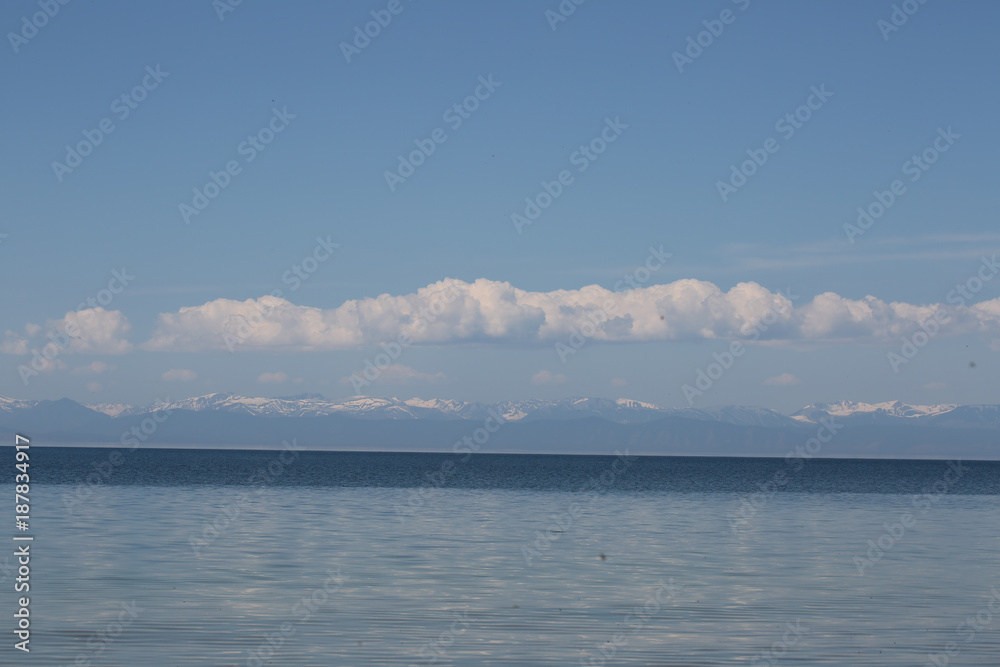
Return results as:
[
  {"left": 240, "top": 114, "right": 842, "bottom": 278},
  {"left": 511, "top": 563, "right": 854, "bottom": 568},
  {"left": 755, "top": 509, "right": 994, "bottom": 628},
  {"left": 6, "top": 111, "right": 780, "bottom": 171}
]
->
[{"left": 2, "top": 0, "right": 999, "bottom": 412}]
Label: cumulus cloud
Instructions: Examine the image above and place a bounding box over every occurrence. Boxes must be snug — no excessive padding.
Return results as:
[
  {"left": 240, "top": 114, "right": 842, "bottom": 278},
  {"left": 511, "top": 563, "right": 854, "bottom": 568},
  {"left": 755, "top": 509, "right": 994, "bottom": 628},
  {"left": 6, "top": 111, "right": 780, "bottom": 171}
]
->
[
  {"left": 257, "top": 372, "right": 289, "bottom": 384},
  {"left": 762, "top": 373, "right": 801, "bottom": 386},
  {"left": 162, "top": 368, "right": 197, "bottom": 382},
  {"left": 133, "top": 277, "right": 1000, "bottom": 352},
  {"left": 2, "top": 308, "right": 132, "bottom": 355},
  {"left": 340, "top": 364, "right": 448, "bottom": 386},
  {"left": 531, "top": 370, "right": 567, "bottom": 385}
]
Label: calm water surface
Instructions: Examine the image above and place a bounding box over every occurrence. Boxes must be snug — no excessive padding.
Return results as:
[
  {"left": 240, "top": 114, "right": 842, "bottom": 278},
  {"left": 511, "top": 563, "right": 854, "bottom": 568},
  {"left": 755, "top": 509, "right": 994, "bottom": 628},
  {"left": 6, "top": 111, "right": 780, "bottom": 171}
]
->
[{"left": 10, "top": 448, "right": 1000, "bottom": 665}]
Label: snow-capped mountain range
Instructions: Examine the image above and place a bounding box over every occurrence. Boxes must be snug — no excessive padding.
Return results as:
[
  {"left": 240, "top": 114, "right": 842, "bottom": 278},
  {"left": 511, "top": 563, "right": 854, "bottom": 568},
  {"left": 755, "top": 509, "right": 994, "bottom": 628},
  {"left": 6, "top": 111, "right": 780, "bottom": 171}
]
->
[
  {"left": 790, "top": 400, "right": 957, "bottom": 422},
  {"left": 82, "top": 394, "right": 692, "bottom": 424},
  {"left": 2, "top": 393, "right": 998, "bottom": 429},
  {"left": 51, "top": 394, "right": 1000, "bottom": 429},
  {"left": 3, "top": 393, "right": 999, "bottom": 458}
]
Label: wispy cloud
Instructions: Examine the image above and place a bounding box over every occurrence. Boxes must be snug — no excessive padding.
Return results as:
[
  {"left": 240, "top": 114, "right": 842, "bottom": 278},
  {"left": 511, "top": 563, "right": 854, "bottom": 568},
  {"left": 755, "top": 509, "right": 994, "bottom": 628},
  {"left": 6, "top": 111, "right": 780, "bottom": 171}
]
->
[
  {"left": 531, "top": 370, "right": 567, "bottom": 385},
  {"left": 162, "top": 369, "right": 197, "bottom": 382},
  {"left": 340, "top": 364, "right": 448, "bottom": 386},
  {"left": 762, "top": 373, "right": 801, "bottom": 386},
  {"left": 71, "top": 361, "right": 116, "bottom": 375}
]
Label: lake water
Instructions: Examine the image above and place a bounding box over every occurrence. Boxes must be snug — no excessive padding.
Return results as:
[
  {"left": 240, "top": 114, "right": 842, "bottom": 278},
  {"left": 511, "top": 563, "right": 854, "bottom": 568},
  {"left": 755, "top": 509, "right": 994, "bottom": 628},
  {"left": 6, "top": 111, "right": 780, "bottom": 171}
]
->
[{"left": 9, "top": 447, "right": 1000, "bottom": 665}]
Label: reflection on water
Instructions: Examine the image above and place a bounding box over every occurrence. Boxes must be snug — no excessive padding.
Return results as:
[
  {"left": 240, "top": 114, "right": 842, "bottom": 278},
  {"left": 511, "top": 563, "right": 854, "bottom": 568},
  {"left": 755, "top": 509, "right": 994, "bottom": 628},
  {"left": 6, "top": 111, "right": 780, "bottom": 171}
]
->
[{"left": 15, "top": 448, "right": 1000, "bottom": 665}]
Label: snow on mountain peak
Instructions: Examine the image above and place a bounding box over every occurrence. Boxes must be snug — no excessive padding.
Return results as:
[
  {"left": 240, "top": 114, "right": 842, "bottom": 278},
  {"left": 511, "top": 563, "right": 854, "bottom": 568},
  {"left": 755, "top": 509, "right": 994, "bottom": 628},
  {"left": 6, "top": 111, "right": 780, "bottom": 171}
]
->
[
  {"left": 5, "top": 393, "right": 991, "bottom": 429},
  {"left": 85, "top": 403, "right": 136, "bottom": 418},
  {"left": 615, "top": 398, "right": 660, "bottom": 410},
  {"left": 792, "top": 400, "right": 958, "bottom": 422},
  {"left": 0, "top": 396, "right": 37, "bottom": 413}
]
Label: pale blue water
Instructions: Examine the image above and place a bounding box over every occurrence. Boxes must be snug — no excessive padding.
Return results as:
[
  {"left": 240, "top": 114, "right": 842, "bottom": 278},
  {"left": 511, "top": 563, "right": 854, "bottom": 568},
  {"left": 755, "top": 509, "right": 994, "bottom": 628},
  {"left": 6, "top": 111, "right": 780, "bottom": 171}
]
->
[{"left": 9, "top": 448, "right": 1000, "bottom": 665}]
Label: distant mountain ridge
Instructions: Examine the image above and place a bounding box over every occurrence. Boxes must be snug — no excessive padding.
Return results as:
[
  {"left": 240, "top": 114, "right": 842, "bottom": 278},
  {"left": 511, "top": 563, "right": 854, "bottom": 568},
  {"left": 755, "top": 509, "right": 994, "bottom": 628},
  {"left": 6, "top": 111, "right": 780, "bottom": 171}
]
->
[
  {"left": 1, "top": 391, "right": 993, "bottom": 428},
  {"left": 790, "top": 400, "right": 957, "bottom": 422},
  {"left": 788, "top": 400, "right": 1000, "bottom": 428},
  {"left": 74, "top": 394, "right": 687, "bottom": 423},
  {"left": 2, "top": 393, "right": 997, "bottom": 429},
  {"left": 72, "top": 393, "right": 804, "bottom": 426},
  {"left": 1, "top": 393, "right": 998, "bottom": 459}
]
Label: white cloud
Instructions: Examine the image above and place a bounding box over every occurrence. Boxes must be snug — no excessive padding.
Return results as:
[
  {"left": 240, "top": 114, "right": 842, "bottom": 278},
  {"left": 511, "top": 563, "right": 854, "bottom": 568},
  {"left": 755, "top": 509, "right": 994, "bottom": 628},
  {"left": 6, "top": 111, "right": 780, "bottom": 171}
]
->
[
  {"left": 340, "top": 364, "right": 448, "bottom": 386},
  {"left": 611, "top": 377, "right": 627, "bottom": 387},
  {"left": 134, "top": 277, "right": 1000, "bottom": 352},
  {"left": 762, "top": 373, "right": 801, "bottom": 386},
  {"left": 258, "top": 372, "right": 289, "bottom": 384},
  {"left": 162, "top": 368, "right": 197, "bottom": 382},
  {"left": 85, "top": 381, "right": 103, "bottom": 393},
  {"left": 2, "top": 308, "right": 132, "bottom": 355},
  {"left": 71, "top": 361, "right": 115, "bottom": 375},
  {"left": 0, "top": 336, "right": 28, "bottom": 355},
  {"left": 531, "top": 370, "right": 567, "bottom": 385}
]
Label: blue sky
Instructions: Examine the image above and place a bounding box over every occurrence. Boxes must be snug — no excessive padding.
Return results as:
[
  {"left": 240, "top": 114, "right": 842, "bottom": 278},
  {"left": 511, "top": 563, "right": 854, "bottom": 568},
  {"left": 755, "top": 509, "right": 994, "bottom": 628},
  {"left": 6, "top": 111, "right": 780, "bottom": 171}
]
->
[{"left": 2, "top": 0, "right": 999, "bottom": 412}]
